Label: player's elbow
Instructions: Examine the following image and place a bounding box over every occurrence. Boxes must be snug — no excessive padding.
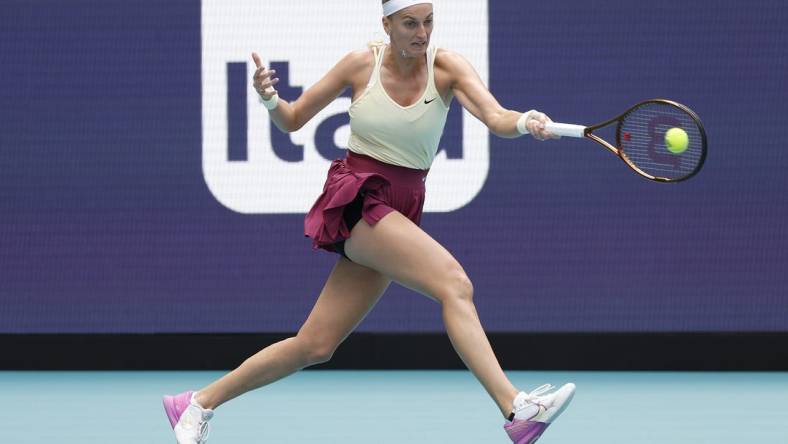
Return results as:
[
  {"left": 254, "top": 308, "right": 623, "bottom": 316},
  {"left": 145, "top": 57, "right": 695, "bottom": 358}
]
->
[
  {"left": 273, "top": 115, "right": 303, "bottom": 133},
  {"left": 271, "top": 120, "right": 296, "bottom": 134},
  {"left": 287, "top": 107, "right": 309, "bottom": 132},
  {"left": 289, "top": 118, "right": 307, "bottom": 133},
  {"left": 280, "top": 122, "right": 301, "bottom": 133}
]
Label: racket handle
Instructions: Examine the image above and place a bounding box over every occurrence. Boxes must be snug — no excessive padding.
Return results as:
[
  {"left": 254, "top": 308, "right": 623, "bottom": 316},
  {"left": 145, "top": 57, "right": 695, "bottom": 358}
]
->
[{"left": 545, "top": 122, "right": 586, "bottom": 138}]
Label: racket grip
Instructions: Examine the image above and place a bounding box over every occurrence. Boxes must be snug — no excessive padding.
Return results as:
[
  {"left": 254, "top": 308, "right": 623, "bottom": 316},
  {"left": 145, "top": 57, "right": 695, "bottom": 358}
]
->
[{"left": 545, "top": 122, "right": 586, "bottom": 138}]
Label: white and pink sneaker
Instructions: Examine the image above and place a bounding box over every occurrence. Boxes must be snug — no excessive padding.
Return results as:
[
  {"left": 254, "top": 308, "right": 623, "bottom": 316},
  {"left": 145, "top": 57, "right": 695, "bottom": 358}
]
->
[
  {"left": 163, "top": 391, "right": 214, "bottom": 444},
  {"left": 504, "top": 383, "right": 576, "bottom": 444}
]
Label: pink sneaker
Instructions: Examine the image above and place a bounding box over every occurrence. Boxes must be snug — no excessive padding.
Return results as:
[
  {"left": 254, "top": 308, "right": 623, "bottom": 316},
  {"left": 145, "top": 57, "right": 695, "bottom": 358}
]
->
[
  {"left": 504, "top": 383, "right": 575, "bottom": 444},
  {"left": 162, "top": 391, "right": 214, "bottom": 444}
]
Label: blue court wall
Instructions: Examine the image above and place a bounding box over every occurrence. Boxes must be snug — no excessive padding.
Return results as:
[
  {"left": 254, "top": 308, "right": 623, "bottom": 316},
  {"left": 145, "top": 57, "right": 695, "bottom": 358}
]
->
[{"left": 1, "top": 0, "right": 786, "bottom": 333}]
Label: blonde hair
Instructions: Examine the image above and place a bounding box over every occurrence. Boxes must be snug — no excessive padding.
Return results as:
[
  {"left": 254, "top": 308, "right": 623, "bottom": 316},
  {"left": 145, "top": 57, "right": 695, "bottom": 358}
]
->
[{"left": 372, "top": 0, "right": 392, "bottom": 47}]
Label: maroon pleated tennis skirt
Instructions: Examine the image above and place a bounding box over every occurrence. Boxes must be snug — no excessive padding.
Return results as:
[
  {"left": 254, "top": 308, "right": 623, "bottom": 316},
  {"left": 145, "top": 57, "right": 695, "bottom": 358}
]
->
[{"left": 304, "top": 150, "right": 428, "bottom": 252}]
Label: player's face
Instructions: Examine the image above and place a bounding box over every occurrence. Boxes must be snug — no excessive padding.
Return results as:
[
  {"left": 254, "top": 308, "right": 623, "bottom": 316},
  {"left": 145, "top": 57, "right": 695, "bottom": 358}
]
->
[{"left": 384, "top": 5, "right": 433, "bottom": 58}]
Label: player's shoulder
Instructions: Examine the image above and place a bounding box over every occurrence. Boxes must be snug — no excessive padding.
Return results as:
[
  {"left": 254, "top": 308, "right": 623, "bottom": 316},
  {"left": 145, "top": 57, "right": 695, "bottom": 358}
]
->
[
  {"left": 339, "top": 47, "right": 376, "bottom": 71},
  {"left": 331, "top": 47, "right": 375, "bottom": 86},
  {"left": 434, "top": 47, "right": 473, "bottom": 72},
  {"left": 434, "top": 47, "right": 475, "bottom": 84},
  {"left": 330, "top": 48, "right": 375, "bottom": 89}
]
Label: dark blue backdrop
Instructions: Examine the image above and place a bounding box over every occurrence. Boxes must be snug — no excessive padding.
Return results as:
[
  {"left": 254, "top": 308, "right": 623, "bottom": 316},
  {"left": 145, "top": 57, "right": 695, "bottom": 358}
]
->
[{"left": 1, "top": 0, "right": 786, "bottom": 333}]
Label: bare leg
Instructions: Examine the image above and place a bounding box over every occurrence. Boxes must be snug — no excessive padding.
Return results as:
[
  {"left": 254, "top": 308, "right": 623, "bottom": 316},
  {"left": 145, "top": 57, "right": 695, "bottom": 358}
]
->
[
  {"left": 195, "top": 258, "right": 390, "bottom": 410},
  {"left": 344, "top": 211, "right": 519, "bottom": 418}
]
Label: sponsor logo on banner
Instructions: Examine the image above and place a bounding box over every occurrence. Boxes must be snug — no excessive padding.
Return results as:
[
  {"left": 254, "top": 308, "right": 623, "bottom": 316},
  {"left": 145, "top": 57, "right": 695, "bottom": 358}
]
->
[{"left": 201, "top": 1, "right": 489, "bottom": 213}]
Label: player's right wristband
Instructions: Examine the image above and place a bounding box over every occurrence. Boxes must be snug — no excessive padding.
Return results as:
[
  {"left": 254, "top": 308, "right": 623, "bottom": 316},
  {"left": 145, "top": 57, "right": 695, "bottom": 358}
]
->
[
  {"left": 259, "top": 93, "right": 279, "bottom": 110},
  {"left": 516, "top": 110, "right": 537, "bottom": 135}
]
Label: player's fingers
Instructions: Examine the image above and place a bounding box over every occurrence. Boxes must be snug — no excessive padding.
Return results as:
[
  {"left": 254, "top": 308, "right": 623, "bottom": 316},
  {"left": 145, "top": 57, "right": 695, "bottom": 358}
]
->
[
  {"left": 252, "top": 52, "right": 263, "bottom": 68},
  {"left": 542, "top": 116, "right": 560, "bottom": 139},
  {"left": 262, "top": 78, "right": 280, "bottom": 92},
  {"left": 531, "top": 113, "right": 548, "bottom": 138},
  {"left": 529, "top": 120, "right": 541, "bottom": 135},
  {"left": 255, "top": 77, "right": 280, "bottom": 98},
  {"left": 254, "top": 68, "right": 276, "bottom": 81},
  {"left": 535, "top": 114, "right": 559, "bottom": 139},
  {"left": 526, "top": 119, "right": 544, "bottom": 141},
  {"left": 259, "top": 73, "right": 278, "bottom": 87},
  {"left": 525, "top": 118, "right": 536, "bottom": 134}
]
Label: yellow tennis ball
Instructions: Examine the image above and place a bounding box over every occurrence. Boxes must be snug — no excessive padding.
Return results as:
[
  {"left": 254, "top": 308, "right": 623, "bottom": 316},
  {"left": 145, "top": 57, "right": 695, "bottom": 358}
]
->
[{"left": 665, "top": 127, "right": 689, "bottom": 154}]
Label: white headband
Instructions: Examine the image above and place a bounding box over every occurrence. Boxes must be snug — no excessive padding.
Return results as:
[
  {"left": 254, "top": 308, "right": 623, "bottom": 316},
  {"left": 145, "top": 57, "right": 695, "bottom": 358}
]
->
[{"left": 383, "top": 0, "right": 432, "bottom": 17}]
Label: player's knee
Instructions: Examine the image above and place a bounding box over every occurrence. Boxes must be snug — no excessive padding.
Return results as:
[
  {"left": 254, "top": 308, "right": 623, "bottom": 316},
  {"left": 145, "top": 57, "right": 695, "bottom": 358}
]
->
[
  {"left": 307, "top": 347, "right": 335, "bottom": 365},
  {"left": 297, "top": 335, "right": 337, "bottom": 366},
  {"left": 435, "top": 269, "right": 474, "bottom": 305}
]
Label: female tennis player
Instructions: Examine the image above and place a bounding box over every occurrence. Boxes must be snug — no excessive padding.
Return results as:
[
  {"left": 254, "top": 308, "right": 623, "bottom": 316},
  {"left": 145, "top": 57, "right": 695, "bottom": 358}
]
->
[{"left": 163, "top": 1, "right": 575, "bottom": 443}]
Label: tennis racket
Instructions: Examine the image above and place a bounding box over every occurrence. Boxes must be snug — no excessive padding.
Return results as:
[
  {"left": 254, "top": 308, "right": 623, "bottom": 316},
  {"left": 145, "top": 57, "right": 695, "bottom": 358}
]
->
[{"left": 545, "top": 99, "right": 707, "bottom": 182}]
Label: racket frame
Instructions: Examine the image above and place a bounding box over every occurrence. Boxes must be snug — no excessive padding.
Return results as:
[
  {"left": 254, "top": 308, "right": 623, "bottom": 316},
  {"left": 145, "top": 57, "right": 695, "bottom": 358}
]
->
[{"left": 587, "top": 99, "right": 708, "bottom": 182}]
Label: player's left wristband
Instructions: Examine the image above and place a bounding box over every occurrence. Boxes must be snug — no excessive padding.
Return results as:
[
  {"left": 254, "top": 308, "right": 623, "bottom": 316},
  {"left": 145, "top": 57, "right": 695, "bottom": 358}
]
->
[
  {"left": 259, "top": 93, "right": 279, "bottom": 110},
  {"left": 516, "top": 110, "right": 537, "bottom": 135}
]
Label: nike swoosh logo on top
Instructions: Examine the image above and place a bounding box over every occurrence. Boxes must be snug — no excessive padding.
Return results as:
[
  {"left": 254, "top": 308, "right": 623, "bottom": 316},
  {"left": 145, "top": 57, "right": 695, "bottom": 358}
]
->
[{"left": 424, "top": 97, "right": 437, "bottom": 104}]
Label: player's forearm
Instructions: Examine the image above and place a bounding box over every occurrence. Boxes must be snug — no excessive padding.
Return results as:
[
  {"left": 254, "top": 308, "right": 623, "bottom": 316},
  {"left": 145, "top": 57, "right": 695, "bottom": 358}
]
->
[
  {"left": 267, "top": 99, "right": 301, "bottom": 133},
  {"left": 488, "top": 109, "right": 525, "bottom": 139}
]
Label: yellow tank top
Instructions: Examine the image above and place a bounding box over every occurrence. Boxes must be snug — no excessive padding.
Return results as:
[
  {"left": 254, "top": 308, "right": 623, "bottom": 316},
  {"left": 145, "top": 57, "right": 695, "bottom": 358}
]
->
[{"left": 348, "top": 44, "right": 450, "bottom": 170}]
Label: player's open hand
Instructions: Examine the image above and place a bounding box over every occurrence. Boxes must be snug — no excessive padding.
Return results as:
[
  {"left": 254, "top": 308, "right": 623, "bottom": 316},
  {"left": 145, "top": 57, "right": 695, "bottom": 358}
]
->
[
  {"left": 526, "top": 111, "right": 560, "bottom": 141},
  {"left": 251, "top": 52, "right": 279, "bottom": 100}
]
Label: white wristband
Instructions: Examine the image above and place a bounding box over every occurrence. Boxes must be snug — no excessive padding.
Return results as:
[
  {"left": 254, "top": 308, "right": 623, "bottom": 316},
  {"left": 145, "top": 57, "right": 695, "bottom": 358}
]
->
[
  {"left": 516, "top": 110, "right": 537, "bottom": 135},
  {"left": 259, "top": 92, "right": 279, "bottom": 110}
]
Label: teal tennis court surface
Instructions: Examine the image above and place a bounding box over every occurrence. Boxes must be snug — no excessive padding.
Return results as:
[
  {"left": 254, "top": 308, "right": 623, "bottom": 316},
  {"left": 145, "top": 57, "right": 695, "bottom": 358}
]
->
[{"left": 3, "top": 370, "right": 786, "bottom": 443}]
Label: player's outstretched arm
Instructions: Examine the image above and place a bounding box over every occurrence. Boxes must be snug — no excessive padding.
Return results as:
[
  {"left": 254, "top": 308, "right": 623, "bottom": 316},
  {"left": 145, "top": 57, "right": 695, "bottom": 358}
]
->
[
  {"left": 438, "top": 49, "right": 556, "bottom": 140},
  {"left": 251, "top": 50, "right": 369, "bottom": 133}
]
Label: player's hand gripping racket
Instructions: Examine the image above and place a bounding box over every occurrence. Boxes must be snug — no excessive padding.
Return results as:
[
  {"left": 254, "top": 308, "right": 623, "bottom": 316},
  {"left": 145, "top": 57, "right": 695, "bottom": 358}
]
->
[{"left": 546, "top": 99, "right": 707, "bottom": 182}]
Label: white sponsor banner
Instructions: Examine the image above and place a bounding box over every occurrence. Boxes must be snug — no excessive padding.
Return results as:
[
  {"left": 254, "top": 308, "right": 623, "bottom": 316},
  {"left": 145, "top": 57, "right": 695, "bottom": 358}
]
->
[{"left": 202, "top": 1, "right": 488, "bottom": 213}]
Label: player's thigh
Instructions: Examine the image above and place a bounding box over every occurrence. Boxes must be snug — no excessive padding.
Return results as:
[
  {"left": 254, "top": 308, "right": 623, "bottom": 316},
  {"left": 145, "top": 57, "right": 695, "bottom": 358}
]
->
[
  {"left": 297, "top": 257, "right": 390, "bottom": 350},
  {"left": 343, "top": 211, "right": 470, "bottom": 303}
]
